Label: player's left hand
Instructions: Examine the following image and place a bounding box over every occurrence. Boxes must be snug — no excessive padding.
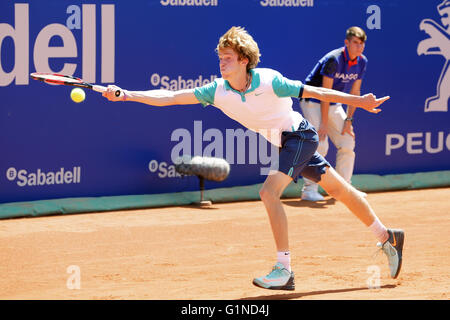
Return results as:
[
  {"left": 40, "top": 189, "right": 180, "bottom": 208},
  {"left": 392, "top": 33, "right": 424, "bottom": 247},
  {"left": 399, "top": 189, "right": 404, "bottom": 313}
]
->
[{"left": 359, "top": 93, "right": 390, "bottom": 113}]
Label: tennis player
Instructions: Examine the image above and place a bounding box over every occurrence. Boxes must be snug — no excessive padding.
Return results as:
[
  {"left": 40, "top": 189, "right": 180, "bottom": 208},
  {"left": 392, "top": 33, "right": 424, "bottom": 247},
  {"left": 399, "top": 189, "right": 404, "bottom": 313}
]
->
[{"left": 103, "top": 26, "right": 404, "bottom": 290}]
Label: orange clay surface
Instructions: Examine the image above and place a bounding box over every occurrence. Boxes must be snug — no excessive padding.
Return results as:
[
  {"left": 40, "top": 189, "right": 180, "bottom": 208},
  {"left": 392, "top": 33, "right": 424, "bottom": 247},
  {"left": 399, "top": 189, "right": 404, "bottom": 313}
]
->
[{"left": 0, "top": 188, "right": 449, "bottom": 300}]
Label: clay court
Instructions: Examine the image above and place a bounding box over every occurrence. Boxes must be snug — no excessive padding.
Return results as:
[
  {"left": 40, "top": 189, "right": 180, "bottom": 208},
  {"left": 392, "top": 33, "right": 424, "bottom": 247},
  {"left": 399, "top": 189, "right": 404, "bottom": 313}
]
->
[{"left": 0, "top": 187, "right": 448, "bottom": 300}]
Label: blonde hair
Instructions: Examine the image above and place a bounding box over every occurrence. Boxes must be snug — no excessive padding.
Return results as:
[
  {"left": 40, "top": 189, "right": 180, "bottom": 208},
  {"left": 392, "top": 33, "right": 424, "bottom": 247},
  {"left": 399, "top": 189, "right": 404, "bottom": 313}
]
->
[{"left": 216, "top": 26, "right": 261, "bottom": 71}]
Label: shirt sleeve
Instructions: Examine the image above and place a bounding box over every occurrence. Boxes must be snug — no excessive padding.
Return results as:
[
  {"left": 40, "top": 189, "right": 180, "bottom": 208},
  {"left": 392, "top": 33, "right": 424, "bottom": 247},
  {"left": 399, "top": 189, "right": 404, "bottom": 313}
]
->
[
  {"left": 272, "top": 73, "right": 304, "bottom": 98},
  {"left": 193, "top": 80, "right": 217, "bottom": 107},
  {"left": 321, "top": 57, "right": 338, "bottom": 78}
]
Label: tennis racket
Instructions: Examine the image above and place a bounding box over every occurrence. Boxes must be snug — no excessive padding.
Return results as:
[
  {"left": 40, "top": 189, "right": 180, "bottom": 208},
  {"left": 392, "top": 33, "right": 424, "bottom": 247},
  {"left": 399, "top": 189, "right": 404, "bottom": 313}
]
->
[{"left": 30, "top": 72, "right": 121, "bottom": 97}]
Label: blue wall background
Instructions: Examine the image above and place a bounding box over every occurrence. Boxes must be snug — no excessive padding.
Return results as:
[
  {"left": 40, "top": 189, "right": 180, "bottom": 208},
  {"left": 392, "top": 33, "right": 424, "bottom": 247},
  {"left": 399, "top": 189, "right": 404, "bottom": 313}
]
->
[{"left": 1, "top": 0, "right": 449, "bottom": 203}]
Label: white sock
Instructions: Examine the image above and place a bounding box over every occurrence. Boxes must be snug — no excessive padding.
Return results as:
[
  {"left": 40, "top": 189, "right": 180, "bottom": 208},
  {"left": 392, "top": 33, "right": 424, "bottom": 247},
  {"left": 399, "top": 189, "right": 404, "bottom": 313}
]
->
[
  {"left": 368, "top": 218, "right": 389, "bottom": 243},
  {"left": 277, "top": 251, "right": 291, "bottom": 272}
]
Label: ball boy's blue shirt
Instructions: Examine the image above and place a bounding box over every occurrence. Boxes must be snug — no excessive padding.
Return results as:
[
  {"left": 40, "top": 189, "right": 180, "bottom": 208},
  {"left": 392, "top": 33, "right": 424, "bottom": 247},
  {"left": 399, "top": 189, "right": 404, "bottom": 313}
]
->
[{"left": 305, "top": 46, "right": 367, "bottom": 104}]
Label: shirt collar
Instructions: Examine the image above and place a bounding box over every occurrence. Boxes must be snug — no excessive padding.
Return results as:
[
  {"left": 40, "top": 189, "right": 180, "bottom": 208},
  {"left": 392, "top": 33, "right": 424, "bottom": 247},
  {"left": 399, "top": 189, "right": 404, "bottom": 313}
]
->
[
  {"left": 342, "top": 47, "right": 359, "bottom": 68},
  {"left": 224, "top": 69, "right": 260, "bottom": 94}
]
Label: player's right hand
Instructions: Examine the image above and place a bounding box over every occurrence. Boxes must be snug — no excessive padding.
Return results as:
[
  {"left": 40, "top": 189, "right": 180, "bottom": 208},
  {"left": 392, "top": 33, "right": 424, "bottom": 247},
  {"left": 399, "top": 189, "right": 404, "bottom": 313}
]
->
[{"left": 102, "top": 85, "right": 125, "bottom": 102}]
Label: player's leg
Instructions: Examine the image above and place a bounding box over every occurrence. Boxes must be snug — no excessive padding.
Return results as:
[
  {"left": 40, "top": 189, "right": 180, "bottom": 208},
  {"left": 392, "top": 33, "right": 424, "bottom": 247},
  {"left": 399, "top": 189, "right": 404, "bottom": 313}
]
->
[
  {"left": 318, "top": 166, "right": 373, "bottom": 225},
  {"left": 316, "top": 166, "right": 405, "bottom": 278},
  {"left": 299, "top": 100, "right": 328, "bottom": 201},
  {"left": 259, "top": 171, "right": 293, "bottom": 253},
  {"left": 253, "top": 171, "right": 296, "bottom": 291},
  {"left": 253, "top": 120, "right": 320, "bottom": 290}
]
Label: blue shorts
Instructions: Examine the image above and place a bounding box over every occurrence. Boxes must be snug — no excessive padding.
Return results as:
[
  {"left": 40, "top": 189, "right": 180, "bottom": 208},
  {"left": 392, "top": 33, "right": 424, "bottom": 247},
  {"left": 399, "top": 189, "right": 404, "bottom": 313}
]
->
[{"left": 278, "top": 119, "right": 330, "bottom": 183}]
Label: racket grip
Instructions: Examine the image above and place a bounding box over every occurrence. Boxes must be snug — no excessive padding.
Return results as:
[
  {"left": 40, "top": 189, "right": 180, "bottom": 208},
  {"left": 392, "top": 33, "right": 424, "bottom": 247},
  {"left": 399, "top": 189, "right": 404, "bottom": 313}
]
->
[{"left": 92, "top": 85, "right": 107, "bottom": 93}]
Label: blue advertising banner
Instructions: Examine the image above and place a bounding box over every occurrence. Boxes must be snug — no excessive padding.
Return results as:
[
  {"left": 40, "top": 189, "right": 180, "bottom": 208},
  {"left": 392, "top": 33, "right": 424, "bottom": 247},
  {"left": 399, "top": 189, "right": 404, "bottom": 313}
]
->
[{"left": 1, "top": 0, "right": 449, "bottom": 204}]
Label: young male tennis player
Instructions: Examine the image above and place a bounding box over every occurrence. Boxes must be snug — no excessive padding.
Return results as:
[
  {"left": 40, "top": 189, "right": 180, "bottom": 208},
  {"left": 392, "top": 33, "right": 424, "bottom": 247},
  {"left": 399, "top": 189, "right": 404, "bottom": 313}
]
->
[{"left": 103, "top": 26, "right": 404, "bottom": 290}]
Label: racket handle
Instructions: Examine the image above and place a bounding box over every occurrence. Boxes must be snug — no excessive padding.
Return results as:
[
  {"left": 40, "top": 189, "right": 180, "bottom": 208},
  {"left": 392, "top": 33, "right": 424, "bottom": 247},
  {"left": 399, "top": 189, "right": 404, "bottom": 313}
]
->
[{"left": 92, "top": 85, "right": 107, "bottom": 93}]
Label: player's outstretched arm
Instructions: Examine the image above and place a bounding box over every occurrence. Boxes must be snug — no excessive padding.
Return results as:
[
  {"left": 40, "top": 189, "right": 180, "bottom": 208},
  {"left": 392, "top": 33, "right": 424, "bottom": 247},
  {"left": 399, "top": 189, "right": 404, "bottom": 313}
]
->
[
  {"left": 302, "top": 84, "right": 390, "bottom": 114},
  {"left": 102, "top": 85, "right": 200, "bottom": 106}
]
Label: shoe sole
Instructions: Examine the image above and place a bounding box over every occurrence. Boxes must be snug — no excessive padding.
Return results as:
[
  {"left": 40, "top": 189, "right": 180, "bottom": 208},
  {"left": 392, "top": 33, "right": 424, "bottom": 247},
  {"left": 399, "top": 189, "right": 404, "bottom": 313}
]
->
[
  {"left": 392, "top": 230, "right": 405, "bottom": 279},
  {"left": 252, "top": 276, "right": 295, "bottom": 291},
  {"left": 301, "top": 196, "right": 325, "bottom": 201}
]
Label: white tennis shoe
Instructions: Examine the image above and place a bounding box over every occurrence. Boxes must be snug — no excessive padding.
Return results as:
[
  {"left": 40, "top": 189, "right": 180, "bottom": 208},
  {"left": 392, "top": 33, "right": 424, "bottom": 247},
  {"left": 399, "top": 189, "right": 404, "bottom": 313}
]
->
[{"left": 301, "top": 190, "right": 325, "bottom": 201}]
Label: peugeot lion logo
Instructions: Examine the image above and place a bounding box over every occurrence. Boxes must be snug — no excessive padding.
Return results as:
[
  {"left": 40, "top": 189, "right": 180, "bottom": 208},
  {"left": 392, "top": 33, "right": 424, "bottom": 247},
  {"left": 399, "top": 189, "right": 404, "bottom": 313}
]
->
[{"left": 417, "top": 0, "right": 450, "bottom": 112}]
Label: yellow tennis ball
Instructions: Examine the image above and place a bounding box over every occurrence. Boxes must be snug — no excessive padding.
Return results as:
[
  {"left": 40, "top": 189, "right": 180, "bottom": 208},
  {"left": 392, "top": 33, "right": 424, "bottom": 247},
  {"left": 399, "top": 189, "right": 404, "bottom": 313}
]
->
[{"left": 71, "top": 88, "right": 85, "bottom": 103}]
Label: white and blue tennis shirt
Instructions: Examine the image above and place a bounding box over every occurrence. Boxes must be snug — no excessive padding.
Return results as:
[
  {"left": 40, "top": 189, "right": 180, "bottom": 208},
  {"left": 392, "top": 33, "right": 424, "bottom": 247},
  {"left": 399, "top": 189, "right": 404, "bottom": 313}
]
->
[{"left": 194, "top": 68, "right": 305, "bottom": 147}]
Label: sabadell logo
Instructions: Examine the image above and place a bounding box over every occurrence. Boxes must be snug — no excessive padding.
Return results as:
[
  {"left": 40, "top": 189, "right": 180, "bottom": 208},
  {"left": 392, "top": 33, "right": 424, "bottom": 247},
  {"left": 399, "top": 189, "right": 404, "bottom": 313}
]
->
[{"left": 6, "top": 166, "right": 81, "bottom": 187}]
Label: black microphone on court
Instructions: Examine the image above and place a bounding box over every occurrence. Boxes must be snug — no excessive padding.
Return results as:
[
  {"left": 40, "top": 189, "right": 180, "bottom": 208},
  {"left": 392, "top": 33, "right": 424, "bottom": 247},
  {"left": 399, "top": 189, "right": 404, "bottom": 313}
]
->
[{"left": 174, "top": 155, "right": 230, "bottom": 206}]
